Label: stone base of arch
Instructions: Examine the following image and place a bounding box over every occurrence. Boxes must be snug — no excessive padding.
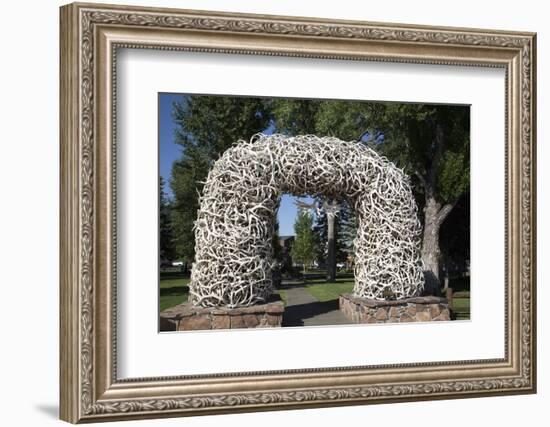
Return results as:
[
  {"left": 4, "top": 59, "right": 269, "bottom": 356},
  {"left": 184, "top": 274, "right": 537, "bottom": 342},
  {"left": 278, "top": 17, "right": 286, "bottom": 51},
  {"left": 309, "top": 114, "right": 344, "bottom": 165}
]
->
[
  {"left": 160, "top": 295, "right": 284, "bottom": 332},
  {"left": 339, "top": 294, "right": 451, "bottom": 324}
]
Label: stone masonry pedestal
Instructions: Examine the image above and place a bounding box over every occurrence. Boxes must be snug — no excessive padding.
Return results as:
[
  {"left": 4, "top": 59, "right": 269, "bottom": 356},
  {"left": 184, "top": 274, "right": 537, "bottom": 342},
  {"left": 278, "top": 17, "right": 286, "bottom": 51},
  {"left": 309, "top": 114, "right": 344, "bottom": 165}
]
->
[
  {"left": 339, "top": 294, "right": 451, "bottom": 324},
  {"left": 160, "top": 295, "right": 284, "bottom": 332}
]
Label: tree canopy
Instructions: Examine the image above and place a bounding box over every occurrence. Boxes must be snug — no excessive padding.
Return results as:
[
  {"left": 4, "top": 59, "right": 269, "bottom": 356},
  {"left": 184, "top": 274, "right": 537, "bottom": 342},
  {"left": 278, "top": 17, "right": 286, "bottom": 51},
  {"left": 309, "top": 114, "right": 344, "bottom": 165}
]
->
[
  {"left": 269, "top": 98, "right": 470, "bottom": 284},
  {"left": 291, "top": 210, "right": 317, "bottom": 273},
  {"left": 169, "top": 96, "right": 271, "bottom": 261},
  {"left": 313, "top": 199, "right": 356, "bottom": 266},
  {"left": 159, "top": 176, "right": 176, "bottom": 262},
  {"left": 167, "top": 94, "right": 470, "bottom": 287}
]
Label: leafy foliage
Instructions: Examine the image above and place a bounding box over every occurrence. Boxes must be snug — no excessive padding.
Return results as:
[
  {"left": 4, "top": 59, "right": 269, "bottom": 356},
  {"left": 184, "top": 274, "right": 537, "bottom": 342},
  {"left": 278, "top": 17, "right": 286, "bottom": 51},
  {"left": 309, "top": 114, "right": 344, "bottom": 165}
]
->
[
  {"left": 269, "top": 99, "right": 320, "bottom": 134},
  {"left": 291, "top": 210, "right": 317, "bottom": 272},
  {"left": 272, "top": 219, "right": 283, "bottom": 264},
  {"left": 159, "top": 176, "right": 176, "bottom": 261},
  {"left": 309, "top": 101, "right": 470, "bottom": 206},
  {"left": 170, "top": 95, "right": 271, "bottom": 261},
  {"left": 437, "top": 140, "right": 469, "bottom": 202},
  {"left": 166, "top": 94, "right": 469, "bottom": 281},
  {"left": 270, "top": 99, "right": 470, "bottom": 280},
  {"left": 313, "top": 199, "right": 356, "bottom": 265}
]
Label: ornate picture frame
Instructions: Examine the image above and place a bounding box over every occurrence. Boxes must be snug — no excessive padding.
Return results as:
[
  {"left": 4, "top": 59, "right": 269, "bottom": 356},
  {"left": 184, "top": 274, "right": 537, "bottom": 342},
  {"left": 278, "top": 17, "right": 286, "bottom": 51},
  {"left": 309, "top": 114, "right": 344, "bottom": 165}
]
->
[{"left": 60, "top": 2, "right": 536, "bottom": 423}]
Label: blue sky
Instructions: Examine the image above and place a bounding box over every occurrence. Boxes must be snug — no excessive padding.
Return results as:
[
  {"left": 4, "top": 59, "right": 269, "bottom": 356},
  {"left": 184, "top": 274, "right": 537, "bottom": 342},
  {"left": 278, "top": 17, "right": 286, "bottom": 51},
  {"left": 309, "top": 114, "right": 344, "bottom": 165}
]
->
[
  {"left": 277, "top": 195, "right": 314, "bottom": 236},
  {"left": 158, "top": 93, "right": 184, "bottom": 200},
  {"left": 158, "top": 93, "right": 310, "bottom": 236}
]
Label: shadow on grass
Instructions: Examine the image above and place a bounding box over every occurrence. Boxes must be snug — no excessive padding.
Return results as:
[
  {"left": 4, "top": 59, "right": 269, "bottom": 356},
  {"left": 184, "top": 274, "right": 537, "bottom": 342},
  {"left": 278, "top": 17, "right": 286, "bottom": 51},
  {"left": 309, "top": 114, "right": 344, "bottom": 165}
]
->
[
  {"left": 282, "top": 299, "right": 339, "bottom": 327},
  {"left": 160, "top": 285, "right": 190, "bottom": 296}
]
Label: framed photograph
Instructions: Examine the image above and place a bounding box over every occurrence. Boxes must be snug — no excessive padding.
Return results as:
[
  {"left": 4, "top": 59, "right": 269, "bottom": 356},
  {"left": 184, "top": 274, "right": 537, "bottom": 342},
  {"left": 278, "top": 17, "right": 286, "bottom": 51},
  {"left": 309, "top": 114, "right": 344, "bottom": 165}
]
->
[{"left": 60, "top": 2, "right": 537, "bottom": 423}]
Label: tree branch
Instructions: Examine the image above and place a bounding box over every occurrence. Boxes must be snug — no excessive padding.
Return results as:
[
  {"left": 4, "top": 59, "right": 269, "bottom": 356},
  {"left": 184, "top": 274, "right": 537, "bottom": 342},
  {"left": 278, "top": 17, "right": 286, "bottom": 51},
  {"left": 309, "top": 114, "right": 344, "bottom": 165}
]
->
[{"left": 437, "top": 199, "right": 459, "bottom": 227}]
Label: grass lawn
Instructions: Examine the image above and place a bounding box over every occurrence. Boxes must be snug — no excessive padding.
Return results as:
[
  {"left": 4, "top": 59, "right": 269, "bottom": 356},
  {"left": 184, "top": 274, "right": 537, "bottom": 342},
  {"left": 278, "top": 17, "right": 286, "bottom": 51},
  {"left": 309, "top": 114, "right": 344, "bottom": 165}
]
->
[
  {"left": 159, "top": 276, "right": 190, "bottom": 311},
  {"left": 451, "top": 296, "right": 470, "bottom": 320},
  {"left": 304, "top": 276, "right": 471, "bottom": 320},
  {"left": 160, "top": 276, "right": 289, "bottom": 311},
  {"left": 305, "top": 279, "right": 355, "bottom": 302},
  {"left": 159, "top": 271, "right": 469, "bottom": 320},
  {"left": 275, "top": 289, "right": 288, "bottom": 305},
  {"left": 447, "top": 276, "right": 470, "bottom": 320}
]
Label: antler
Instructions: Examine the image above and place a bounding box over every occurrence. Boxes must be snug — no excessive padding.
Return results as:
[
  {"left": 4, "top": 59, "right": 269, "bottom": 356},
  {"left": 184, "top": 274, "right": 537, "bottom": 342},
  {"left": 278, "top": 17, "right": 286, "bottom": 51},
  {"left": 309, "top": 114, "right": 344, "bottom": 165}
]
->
[{"left": 190, "top": 134, "right": 424, "bottom": 308}]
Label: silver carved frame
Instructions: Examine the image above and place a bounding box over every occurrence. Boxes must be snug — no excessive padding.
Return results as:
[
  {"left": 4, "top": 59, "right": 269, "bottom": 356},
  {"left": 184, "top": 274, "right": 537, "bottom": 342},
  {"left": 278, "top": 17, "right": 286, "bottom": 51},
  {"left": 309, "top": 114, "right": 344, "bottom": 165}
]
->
[{"left": 59, "top": 2, "right": 537, "bottom": 423}]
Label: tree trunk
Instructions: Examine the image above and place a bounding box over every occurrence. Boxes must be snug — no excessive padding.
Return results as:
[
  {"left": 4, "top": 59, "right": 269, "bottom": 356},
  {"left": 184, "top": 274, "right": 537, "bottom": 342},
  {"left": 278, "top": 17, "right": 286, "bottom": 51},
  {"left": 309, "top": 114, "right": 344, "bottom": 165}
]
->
[
  {"left": 419, "top": 124, "right": 458, "bottom": 295},
  {"left": 421, "top": 199, "right": 441, "bottom": 275},
  {"left": 326, "top": 213, "right": 336, "bottom": 282},
  {"left": 421, "top": 195, "right": 454, "bottom": 295}
]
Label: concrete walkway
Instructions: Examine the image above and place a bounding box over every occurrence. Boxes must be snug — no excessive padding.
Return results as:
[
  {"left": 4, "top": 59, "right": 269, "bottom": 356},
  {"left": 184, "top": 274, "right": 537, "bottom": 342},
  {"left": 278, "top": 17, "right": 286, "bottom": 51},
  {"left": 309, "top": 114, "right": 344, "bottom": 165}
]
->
[{"left": 282, "top": 285, "right": 351, "bottom": 327}]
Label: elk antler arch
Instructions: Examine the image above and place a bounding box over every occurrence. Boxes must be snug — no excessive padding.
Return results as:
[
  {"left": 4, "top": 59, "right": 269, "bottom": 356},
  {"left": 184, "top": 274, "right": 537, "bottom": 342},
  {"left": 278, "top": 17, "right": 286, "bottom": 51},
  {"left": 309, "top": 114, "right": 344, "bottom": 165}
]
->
[{"left": 190, "top": 134, "right": 424, "bottom": 308}]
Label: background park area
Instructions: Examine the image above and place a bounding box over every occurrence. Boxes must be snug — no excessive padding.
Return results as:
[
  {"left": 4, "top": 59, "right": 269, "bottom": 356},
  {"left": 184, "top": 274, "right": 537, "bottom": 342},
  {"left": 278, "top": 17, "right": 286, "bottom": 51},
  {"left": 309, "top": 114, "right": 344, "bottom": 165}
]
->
[{"left": 159, "top": 93, "right": 472, "bottom": 326}]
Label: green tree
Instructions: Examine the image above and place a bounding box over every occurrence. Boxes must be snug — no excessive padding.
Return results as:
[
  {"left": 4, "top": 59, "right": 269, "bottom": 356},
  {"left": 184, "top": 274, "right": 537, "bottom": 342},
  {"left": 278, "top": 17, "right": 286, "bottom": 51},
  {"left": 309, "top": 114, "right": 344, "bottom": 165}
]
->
[
  {"left": 159, "top": 176, "right": 176, "bottom": 262},
  {"left": 291, "top": 209, "right": 317, "bottom": 274},
  {"left": 272, "top": 219, "right": 283, "bottom": 265},
  {"left": 313, "top": 199, "right": 357, "bottom": 272},
  {"left": 170, "top": 95, "right": 271, "bottom": 262},
  {"left": 337, "top": 203, "right": 357, "bottom": 266},
  {"left": 272, "top": 99, "right": 470, "bottom": 289},
  {"left": 269, "top": 99, "right": 321, "bottom": 134},
  {"left": 439, "top": 192, "right": 470, "bottom": 290}
]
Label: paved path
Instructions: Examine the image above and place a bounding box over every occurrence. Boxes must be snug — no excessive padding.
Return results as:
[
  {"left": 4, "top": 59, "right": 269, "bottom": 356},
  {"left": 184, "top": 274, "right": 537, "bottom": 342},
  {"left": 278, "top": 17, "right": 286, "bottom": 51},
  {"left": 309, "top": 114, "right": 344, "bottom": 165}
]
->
[{"left": 282, "top": 285, "right": 350, "bottom": 327}]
